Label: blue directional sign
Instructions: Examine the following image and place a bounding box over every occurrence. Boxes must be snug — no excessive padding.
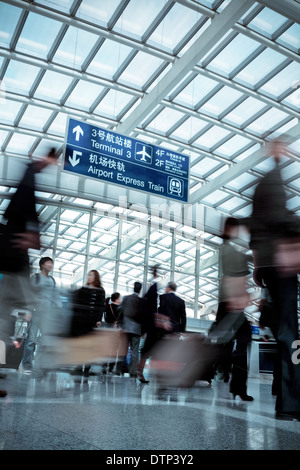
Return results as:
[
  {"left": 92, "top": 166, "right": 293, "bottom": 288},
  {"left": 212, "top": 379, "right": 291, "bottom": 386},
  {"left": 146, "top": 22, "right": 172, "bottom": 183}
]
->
[{"left": 62, "top": 117, "right": 190, "bottom": 202}]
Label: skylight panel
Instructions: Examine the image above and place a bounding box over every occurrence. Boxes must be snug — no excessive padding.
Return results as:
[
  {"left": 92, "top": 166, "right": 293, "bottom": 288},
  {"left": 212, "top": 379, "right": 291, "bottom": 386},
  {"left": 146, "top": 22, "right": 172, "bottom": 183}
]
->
[
  {"left": 218, "top": 196, "right": 245, "bottom": 212},
  {"left": 37, "top": 0, "right": 74, "bottom": 14},
  {"left": 193, "top": 126, "right": 231, "bottom": 150},
  {"left": 200, "top": 86, "right": 243, "bottom": 118},
  {"left": 247, "top": 8, "right": 288, "bottom": 39},
  {"left": 234, "top": 49, "right": 287, "bottom": 88},
  {"left": 226, "top": 172, "right": 257, "bottom": 191},
  {"left": 245, "top": 108, "right": 290, "bottom": 136},
  {"left": 118, "top": 52, "right": 164, "bottom": 90},
  {"left": 86, "top": 39, "right": 132, "bottom": 80},
  {"left": 194, "top": 0, "right": 216, "bottom": 7},
  {"left": 147, "top": 107, "right": 186, "bottom": 134},
  {"left": 4, "top": 61, "right": 40, "bottom": 95},
  {"left": 282, "top": 88, "right": 300, "bottom": 111},
  {"left": 0, "top": 3, "right": 22, "bottom": 48},
  {"left": 65, "top": 81, "right": 104, "bottom": 111},
  {"left": 52, "top": 26, "right": 99, "bottom": 69},
  {"left": 276, "top": 23, "right": 300, "bottom": 53},
  {"left": 0, "top": 100, "right": 23, "bottom": 125},
  {"left": 6, "top": 133, "right": 37, "bottom": 154},
  {"left": 173, "top": 75, "right": 219, "bottom": 108},
  {"left": 34, "top": 71, "right": 73, "bottom": 103},
  {"left": 202, "top": 189, "right": 229, "bottom": 205},
  {"left": 222, "top": 97, "right": 268, "bottom": 127},
  {"left": 206, "top": 34, "right": 261, "bottom": 77},
  {"left": 147, "top": 3, "right": 200, "bottom": 53},
  {"left": 286, "top": 196, "right": 300, "bottom": 211},
  {"left": 0, "top": 130, "right": 9, "bottom": 147},
  {"left": 259, "top": 62, "right": 300, "bottom": 100},
  {"left": 18, "top": 106, "right": 53, "bottom": 131},
  {"left": 192, "top": 157, "right": 220, "bottom": 177},
  {"left": 281, "top": 161, "right": 300, "bottom": 181},
  {"left": 113, "top": 0, "right": 164, "bottom": 40},
  {"left": 94, "top": 89, "right": 133, "bottom": 119},
  {"left": 170, "top": 117, "right": 208, "bottom": 141},
  {"left": 47, "top": 113, "right": 68, "bottom": 137},
  {"left": 76, "top": 0, "right": 122, "bottom": 27},
  {"left": 215, "top": 134, "right": 252, "bottom": 158},
  {"left": 16, "top": 12, "right": 62, "bottom": 60}
]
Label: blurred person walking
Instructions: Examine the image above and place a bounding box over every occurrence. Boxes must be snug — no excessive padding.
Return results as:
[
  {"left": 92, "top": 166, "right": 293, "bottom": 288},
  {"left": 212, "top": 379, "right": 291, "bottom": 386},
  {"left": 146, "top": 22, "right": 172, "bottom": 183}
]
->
[
  {"left": 0, "top": 148, "right": 59, "bottom": 394},
  {"left": 249, "top": 139, "right": 300, "bottom": 420},
  {"left": 217, "top": 217, "right": 253, "bottom": 401},
  {"left": 157, "top": 281, "right": 186, "bottom": 337},
  {"left": 20, "top": 256, "right": 61, "bottom": 375},
  {"left": 116, "top": 282, "right": 144, "bottom": 378},
  {"left": 70, "top": 270, "right": 105, "bottom": 377},
  {"left": 102, "top": 292, "right": 121, "bottom": 374},
  {"left": 137, "top": 266, "right": 164, "bottom": 383}
]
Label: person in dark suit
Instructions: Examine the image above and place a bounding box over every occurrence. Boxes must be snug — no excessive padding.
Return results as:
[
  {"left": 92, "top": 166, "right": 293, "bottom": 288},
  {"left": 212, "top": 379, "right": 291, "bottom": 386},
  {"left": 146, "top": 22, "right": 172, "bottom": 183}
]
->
[
  {"left": 116, "top": 282, "right": 144, "bottom": 378},
  {"left": 158, "top": 282, "right": 186, "bottom": 336},
  {"left": 137, "top": 266, "right": 164, "bottom": 383},
  {"left": 249, "top": 138, "right": 300, "bottom": 420}
]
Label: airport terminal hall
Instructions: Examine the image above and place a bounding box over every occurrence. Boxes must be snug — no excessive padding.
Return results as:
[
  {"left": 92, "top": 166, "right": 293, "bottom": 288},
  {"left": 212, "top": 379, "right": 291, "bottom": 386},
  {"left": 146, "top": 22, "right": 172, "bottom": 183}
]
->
[{"left": 0, "top": 0, "right": 300, "bottom": 454}]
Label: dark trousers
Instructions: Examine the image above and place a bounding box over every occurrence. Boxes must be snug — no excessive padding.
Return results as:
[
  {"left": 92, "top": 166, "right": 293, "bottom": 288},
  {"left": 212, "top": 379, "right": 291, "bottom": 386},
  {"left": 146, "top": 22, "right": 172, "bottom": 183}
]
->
[
  {"left": 260, "top": 267, "right": 300, "bottom": 413},
  {"left": 216, "top": 303, "right": 251, "bottom": 395},
  {"left": 116, "top": 333, "right": 140, "bottom": 376},
  {"left": 230, "top": 320, "right": 252, "bottom": 396}
]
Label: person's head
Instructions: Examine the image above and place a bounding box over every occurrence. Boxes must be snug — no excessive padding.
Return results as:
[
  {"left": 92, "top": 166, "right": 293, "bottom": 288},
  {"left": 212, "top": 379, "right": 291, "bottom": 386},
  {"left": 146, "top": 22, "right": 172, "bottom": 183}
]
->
[
  {"left": 268, "top": 138, "right": 288, "bottom": 164},
  {"left": 35, "top": 147, "right": 60, "bottom": 172},
  {"left": 166, "top": 281, "right": 176, "bottom": 293},
  {"left": 39, "top": 256, "right": 53, "bottom": 273},
  {"left": 221, "top": 217, "right": 239, "bottom": 240},
  {"left": 111, "top": 292, "right": 121, "bottom": 305},
  {"left": 133, "top": 282, "right": 142, "bottom": 294},
  {"left": 86, "top": 270, "right": 101, "bottom": 288}
]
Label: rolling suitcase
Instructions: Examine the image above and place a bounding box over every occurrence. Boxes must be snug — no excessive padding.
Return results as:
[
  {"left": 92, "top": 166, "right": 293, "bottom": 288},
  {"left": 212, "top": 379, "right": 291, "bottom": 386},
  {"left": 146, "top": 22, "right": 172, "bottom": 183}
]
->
[{"left": 151, "top": 312, "right": 246, "bottom": 388}]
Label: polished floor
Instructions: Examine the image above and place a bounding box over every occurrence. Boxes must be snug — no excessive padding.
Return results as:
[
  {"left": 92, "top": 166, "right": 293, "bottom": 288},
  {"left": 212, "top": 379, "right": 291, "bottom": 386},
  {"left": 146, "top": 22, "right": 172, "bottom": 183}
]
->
[{"left": 0, "top": 364, "right": 299, "bottom": 452}]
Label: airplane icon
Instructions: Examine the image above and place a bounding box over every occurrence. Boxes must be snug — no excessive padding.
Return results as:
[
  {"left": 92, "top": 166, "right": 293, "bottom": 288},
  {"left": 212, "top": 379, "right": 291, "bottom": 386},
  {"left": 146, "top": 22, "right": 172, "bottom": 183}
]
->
[{"left": 135, "top": 143, "right": 152, "bottom": 164}]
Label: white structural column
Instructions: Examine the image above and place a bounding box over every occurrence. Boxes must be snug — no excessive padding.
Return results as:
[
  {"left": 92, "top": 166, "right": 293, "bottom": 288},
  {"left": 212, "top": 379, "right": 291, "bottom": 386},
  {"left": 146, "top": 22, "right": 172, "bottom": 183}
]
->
[{"left": 117, "top": 0, "right": 254, "bottom": 135}]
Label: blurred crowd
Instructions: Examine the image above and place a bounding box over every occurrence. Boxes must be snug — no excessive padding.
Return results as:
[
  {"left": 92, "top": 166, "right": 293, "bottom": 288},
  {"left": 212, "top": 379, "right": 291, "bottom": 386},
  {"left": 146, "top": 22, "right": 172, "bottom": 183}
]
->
[{"left": 0, "top": 139, "right": 299, "bottom": 421}]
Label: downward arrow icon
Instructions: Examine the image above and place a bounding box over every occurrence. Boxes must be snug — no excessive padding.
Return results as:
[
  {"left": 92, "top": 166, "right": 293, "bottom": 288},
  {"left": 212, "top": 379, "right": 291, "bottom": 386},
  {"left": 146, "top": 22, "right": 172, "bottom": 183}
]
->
[
  {"left": 73, "top": 125, "right": 84, "bottom": 141},
  {"left": 69, "top": 150, "right": 82, "bottom": 167}
]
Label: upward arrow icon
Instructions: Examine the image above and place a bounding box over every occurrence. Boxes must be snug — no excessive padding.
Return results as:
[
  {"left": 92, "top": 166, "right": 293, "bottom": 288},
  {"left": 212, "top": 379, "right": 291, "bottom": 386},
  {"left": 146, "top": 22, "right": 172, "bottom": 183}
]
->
[{"left": 73, "top": 125, "right": 84, "bottom": 141}]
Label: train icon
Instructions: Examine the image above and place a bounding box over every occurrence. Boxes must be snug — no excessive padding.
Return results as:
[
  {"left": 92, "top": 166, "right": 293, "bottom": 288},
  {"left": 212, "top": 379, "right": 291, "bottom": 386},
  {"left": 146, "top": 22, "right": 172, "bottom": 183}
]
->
[{"left": 168, "top": 177, "right": 183, "bottom": 197}]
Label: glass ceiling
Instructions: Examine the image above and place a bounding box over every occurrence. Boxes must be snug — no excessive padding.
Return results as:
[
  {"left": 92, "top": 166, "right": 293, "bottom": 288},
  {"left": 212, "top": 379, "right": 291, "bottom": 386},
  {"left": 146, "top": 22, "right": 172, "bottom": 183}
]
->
[{"left": 0, "top": 0, "right": 299, "bottom": 324}]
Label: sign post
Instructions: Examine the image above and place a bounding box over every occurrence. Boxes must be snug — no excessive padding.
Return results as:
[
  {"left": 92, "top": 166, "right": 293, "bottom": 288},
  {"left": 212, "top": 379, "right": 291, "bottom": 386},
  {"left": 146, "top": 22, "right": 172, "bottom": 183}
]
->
[{"left": 62, "top": 117, "right": 190, "bottom": 202}]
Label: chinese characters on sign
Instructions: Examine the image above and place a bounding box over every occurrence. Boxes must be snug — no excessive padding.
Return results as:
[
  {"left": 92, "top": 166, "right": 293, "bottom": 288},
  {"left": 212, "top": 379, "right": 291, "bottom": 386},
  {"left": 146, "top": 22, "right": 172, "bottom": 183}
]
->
[{"left": 63, "top": 118, "right": 190, "bottom": 202}]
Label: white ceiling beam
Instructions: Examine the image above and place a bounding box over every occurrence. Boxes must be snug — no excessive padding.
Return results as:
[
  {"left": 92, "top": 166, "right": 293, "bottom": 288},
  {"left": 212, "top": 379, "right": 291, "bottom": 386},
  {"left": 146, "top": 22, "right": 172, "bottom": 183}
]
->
[
  {"left": 189, "top": 121, "right": 300, "bottom": 204},
  {"left": 256, "top": 0, "right": 300, "bottom": 24},
  {"left": 116, "top": 0, "right": 254, "bottom": 135}
]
